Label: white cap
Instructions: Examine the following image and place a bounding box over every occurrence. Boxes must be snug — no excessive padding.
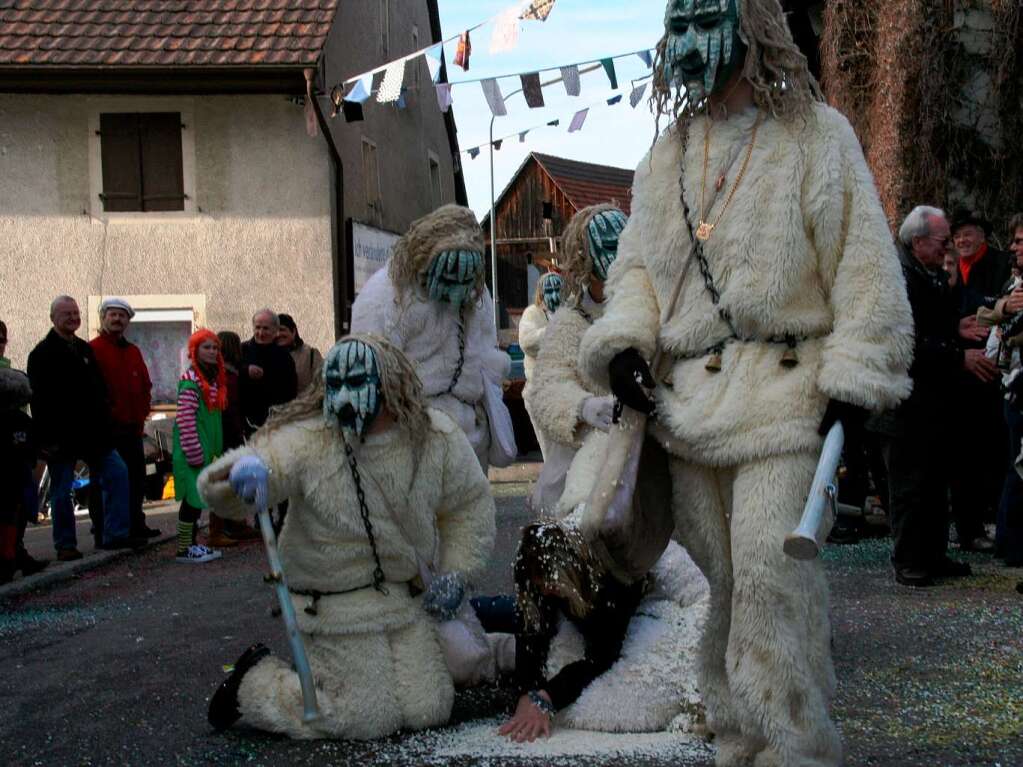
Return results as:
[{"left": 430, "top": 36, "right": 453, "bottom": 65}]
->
[{"left": 99, "top": 297, "right": 135, "bottom": 318}]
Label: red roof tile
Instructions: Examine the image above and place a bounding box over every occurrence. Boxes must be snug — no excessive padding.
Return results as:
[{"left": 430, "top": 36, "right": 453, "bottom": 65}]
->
[
  {"left": 533, "top": 153, "right": 634, "bottom": 215},
  {"left": 0, "top": 1, "right": 339, "bottom": 67}
]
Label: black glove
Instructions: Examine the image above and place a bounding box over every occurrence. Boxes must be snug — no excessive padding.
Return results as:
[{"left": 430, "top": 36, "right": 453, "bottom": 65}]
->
[
  {"left": 608, "top": 348, "right": 655, "bottom": 415},
  {"left": 818, "top": 399, "right": 868, "bottom": 437}
]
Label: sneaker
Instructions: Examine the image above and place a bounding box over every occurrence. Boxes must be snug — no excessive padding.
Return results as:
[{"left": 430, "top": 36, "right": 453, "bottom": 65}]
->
[
  {"left": 56, "top": 548, "right": 83, "bottom": 562},
  {"left": 176, "top": 544, "right": 222, "bottom": 564},
  {"left": 930, "top": 556, "right": 972, "bottom": 578}
]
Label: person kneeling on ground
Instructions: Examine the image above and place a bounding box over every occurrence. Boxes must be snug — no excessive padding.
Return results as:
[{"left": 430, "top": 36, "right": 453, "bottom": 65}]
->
[{"left": 199, "top": 334, "right": 496, "bottom": 740}]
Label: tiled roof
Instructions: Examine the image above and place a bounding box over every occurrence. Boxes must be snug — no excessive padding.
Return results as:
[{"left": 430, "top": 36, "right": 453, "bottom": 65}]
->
[
  {"left": 0, "top": 1, "right": 340, "bottom": 67},
  {"left": 533, "top": 152, "right": 634, "bottom": 214}
]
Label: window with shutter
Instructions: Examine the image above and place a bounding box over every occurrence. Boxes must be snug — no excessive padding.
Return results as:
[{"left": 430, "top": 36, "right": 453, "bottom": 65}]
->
[{"left": 98, "top": 112, "right": 185, "bottom": 212}]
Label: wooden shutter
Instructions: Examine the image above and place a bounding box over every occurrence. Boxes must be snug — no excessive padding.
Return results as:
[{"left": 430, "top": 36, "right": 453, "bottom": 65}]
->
[
  {"left": 139, "top": 113, "right": 184, "bottom": 212},
  {"left": 99, "top": 113, "right": 143, "bottom": 212}
]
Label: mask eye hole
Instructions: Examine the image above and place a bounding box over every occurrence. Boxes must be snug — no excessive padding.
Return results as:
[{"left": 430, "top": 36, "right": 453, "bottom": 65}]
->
[
  {"left": 325, "top": 374, "right": 344, "bottom": 388},
  {"left": 695, "top": 19, "right": 718, "bottom": 32},
  {"left": 670, "top": 20, "right": 688, "bottom": 34},
  {"left": 346, "top": 375, "right": 367, "bottom": 388}
]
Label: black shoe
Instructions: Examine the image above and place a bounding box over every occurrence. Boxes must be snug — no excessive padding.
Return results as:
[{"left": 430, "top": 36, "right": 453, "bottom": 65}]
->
[
  {"left": 135, "top": 526, "right": 162, "bottom": 539},
  {"left": 895, "top": 567, "right": 934, "bottom": 587},
  {"left": 100, "top": 536, "right": 147, "bottom": 551},
  {"left": 1017, "top": 581, "right": 1023, "bottom": 595},
  {"left": 930, "top": 556, "right": 972, "bottom": 578},
  {"left": 15, "top": 551, "right": 48, "bottom": 577},
  {"left": 826, "top": 526, "right": 861, "bottom": 545},
  {"left": 960, "top": 536, "right": 996, "bottom": 553},
  {"left": 209, "top": 644, "right": 271, "bottom": 731}
]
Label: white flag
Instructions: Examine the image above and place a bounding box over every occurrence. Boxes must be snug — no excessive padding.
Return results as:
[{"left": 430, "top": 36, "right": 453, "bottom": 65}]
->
[
  {"left": 568, "top": 108, "right": 588, "bottom": 132},
  {"left": 560, "top": 65, "right": 580, "bottom": 96},
  {"left": 377, "top": 59, "right": 405, "bottom": 103},
  {"left": 629, "top": 82, "right": 648, "bottom": 108},
  {"left": 481, "top": 78, "right": 508, "bottom": 117},
  {"left": 490, "top": 6, "right": 521, "bottom": 53}
]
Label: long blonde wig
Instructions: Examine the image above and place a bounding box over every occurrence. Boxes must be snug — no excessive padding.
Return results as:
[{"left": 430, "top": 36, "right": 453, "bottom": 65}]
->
[
  {"left": 559, "top": 203, "right": 624, "bottom": 303},
  {"left": 261, "top": 333, "right": 431, "bottom": 442}
]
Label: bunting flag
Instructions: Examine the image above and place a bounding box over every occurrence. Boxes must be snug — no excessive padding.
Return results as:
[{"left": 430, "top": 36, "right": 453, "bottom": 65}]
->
[
  {"left": 520, "top": 72, "right": 545, "bottom": 108},
  {"left": 424, "top": 43, "right": 443, "bottom": 83},
  {"left": 490, "top": 6, "right": 521, "bottom": 54},
  {"left": 377, "top": 59, "right": 405, "bottom": 103},
  {"left": 606, "top": 94, "right": 623, "bottom": 106},
  {"left": 481, "top": 78, "right": 508, "bottom": 116},
  {"left": 519, "top": 131, "right": 528, "bottom": 142},
  {"left": 494, "top": 139, "right": 503, "bottom": 150},
  {"left": 520, "top": 0, "right": 556, "bottom": 21},
  {"left": 342, "top": 100, "right": 364, "bottom": 123},
  {"left": 637, "top": 49, "right": 653, "bottom": 68},
  {"left": 345, "top": 75, "right": 372, "bottom": 104},
  {"left": 435, "top": 82, "right": 453, "bottom": 112},
  {"left": 601, "top": 58, "right": 618, "bottom": 89},
  {"left": 454, "top": 30, "right": 471, "bottom": 70},
  {"left": 629, "top": 82, "right": 648, "bottom": 108},
  {"left": 468, "top": 147, "right": 481, "bottom": 159},
  {"left": 396, "top": 87, "right": 408, "bottom": 109},
  {"left": 560, "top": 65, "right": 580, "bottom": 96},
  {"left": 547, "top": 119, "right": 560, "bottom": 126},
  {"left": 568, "top": 108, "right": 588, "bottom": 132}
]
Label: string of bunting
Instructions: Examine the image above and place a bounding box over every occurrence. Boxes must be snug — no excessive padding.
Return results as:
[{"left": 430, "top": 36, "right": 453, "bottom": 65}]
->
[
  {"left": 332, "top": 43, "right": 655, "bottom": 122},
  {"left": 460, "top": 73, "right": 653, "bottom": 158}
]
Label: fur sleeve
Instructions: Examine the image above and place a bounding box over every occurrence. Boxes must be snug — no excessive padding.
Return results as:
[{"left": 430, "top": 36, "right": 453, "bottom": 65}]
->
[
  {"left": 578, "top": 151, "right": 662, "bottom": 390},
  {"left": 433, "top": 421, "right": 497, "bottom": 580},
  {"left": 518, "top": 304, "right": 548, "bottom": 359},
  {"left": 528, "top": 308, "right": 599, "bottom": 446},
  {"left": 808, "top": 107, "right": 914, "bottom": 411},
  {"left": 475, "top": 288, "right": 511, "bottom": 381},
  {"left": 350, "top": 266, "right": 398, "bottom": 341}
]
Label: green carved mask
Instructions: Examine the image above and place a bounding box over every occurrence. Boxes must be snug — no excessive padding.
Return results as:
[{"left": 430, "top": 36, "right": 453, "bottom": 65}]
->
[
  {"left": 323, "top": 339, "right": 382, "bottom": 440},
  {"left": 425, "top": 249, "right": 484, "bottom": 307},
  {"left": 540, "top": 273, "right": 564, "bottom": 314},
  {"left": 663, "top": 0, "right": 745, "bottom": 102},
  {"left": 587, "top": 209, "right": 628, "bottom": 282}
]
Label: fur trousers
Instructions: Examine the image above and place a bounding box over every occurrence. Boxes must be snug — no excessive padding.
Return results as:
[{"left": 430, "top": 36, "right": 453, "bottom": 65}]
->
[
  {"left": 671, "top": 451, "right": 842, "bottom": 767},
  {"left": 236, "top": 615, "right": 453, "bottom": 740}
]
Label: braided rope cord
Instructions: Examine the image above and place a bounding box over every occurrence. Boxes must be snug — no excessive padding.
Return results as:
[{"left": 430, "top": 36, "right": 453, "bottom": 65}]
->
[{"left": 445, "top": 304, "right": 467, "bottom": 394}]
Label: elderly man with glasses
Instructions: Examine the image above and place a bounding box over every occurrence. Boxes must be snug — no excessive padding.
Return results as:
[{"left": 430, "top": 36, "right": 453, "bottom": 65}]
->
[{"left": 869, "top": 206, "right": 979, "bottom": 586}]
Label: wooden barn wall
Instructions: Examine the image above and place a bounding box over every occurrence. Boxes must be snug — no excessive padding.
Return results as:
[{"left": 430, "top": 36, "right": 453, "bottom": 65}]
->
[{"left": 486, "top": 161, "right": 577, "bottom": 314}]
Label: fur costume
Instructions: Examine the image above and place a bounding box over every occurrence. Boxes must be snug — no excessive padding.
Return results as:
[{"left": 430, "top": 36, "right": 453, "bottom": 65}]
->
[
  {"left": 579, "top": 103, "right": 912, "bottom": 765},
  {"left": 198, "top": 407, "right": 496, "bottom": 739},
  {"left": 518, "top": 303, "right": 550, "bottom": 457},
  {"left": 351, "top": 206, "right": 509, "bottom": 469}
]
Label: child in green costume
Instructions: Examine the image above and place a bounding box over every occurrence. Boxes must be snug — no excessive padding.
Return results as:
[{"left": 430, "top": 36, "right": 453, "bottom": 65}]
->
[{"left": 173, "top": 329, "right": 226, "bottom": 563}]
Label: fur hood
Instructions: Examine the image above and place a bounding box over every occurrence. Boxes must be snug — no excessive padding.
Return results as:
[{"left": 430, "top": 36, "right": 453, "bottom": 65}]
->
[{"left": 388, "top": 204, "right": 486, "bottom": 297}]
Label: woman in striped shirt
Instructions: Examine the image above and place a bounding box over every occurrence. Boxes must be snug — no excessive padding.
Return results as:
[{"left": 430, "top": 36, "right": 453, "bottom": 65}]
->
[{"left": 172, "top": 329, "right": 227, "bottom": 563}]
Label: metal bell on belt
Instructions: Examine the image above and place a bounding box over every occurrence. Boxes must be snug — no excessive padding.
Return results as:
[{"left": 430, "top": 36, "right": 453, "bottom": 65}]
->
[
  {"left": 780, "top": 347, "right": 799, "bottom": 368},
  {"left": 705, "top": 352, "right": 723, "bottom": 373}
]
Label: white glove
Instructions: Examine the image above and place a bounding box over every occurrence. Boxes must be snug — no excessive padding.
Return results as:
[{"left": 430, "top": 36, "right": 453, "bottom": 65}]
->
[{"left": 580, "top": 396, "right": 615, "bottom": 432}]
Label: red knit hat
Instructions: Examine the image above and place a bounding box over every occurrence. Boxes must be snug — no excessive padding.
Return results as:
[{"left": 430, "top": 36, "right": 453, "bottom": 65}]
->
[{"left": 187, "top": 328, "right": 227, "bottom": 411}]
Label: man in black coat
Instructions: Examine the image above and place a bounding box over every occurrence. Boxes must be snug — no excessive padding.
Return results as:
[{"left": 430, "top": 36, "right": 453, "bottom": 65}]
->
[
  {"left": 26, "top": 296, "right": 139, "bottom": 559},
  {"left": 949, "top": 209, "right": 1012, "bottom": 552},
  {"left": 239, "top": 309, "right": 298, "bottom": 437},
  {"left": 870, "top": 207, "right": 976, "bottom": 587}
]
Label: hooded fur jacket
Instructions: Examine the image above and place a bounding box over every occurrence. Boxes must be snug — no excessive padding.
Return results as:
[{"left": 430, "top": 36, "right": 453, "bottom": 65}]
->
[
  {"left": 579, "top": 103, "right": 913, "bottom": 466},
  {"left": 518, "top": 303, "right": 549, "bottom": 381},
  {"left": 198, "top": 408, "right": 496, "bottom": 636},
  {"left": 351, "top": 268, "right": 510, "bottom": 459}
]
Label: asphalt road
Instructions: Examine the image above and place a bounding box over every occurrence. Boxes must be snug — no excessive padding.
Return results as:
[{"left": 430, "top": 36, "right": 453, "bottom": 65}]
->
[{"left": 1, "top": 481, "right": 1021, "bottom": 767}]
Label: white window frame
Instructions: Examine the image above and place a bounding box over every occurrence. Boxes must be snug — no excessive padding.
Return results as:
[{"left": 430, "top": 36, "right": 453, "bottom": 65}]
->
[{"left": 86, "top": 96, "right": 198, "bottom": 220}]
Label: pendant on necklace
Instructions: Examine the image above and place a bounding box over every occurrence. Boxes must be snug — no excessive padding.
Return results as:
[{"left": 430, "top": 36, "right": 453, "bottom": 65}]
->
[
  {"left": 696, "top": 221, "right": 714, "bottom": 241},
  {"left": 715, "top": 174, "right": 726, "bottom": 192}
]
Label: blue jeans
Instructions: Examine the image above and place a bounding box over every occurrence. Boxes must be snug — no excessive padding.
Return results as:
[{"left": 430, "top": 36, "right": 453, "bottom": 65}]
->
[{"left": 49, "top": 450, "right": 130, "bottom": 550}]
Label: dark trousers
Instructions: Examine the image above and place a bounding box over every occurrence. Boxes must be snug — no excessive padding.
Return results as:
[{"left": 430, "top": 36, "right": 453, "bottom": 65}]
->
[
  {"left": 949, "top": 382, "right": 1006, "bottom": 541},
  {"left": 998, "top": 401, "right": 1023, "bottom": 564},
  {"left": 881, "top": 430, "right": 951, "bottom": 571},
  {"left": 88, "top": 435, "right": 148, "bottom": 537}
]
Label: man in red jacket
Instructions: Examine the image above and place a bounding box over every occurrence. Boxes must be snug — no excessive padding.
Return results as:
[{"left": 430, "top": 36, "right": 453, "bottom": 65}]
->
[{"left": 90, "top": 298, "right": 159, "bottom": 539}]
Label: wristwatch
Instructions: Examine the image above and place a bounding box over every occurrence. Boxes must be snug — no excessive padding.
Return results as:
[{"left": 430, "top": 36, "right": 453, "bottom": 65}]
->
[{"left": 528, "top": 689, "right": 555, "bottom": 717}]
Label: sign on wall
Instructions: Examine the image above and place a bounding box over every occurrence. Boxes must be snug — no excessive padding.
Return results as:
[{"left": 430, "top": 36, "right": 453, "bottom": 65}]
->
[{"left": 348, "top": 219, "right": 400, "bottom": 294}]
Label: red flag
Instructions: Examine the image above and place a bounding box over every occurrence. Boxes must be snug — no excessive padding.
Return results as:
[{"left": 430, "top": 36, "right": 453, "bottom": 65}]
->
[{"left": 454, "top": 30, "right": 471, "bottom": 71}]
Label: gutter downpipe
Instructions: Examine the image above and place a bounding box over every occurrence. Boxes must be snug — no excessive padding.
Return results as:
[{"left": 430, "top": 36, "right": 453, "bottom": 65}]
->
[{"left": 307, "top": 68, "right": 349, "bottom": 339}]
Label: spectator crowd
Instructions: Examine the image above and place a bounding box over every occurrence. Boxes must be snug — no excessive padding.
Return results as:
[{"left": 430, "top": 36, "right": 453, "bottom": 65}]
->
[{"left": 0, "top": 302, "right": 321, "bottom": 582}]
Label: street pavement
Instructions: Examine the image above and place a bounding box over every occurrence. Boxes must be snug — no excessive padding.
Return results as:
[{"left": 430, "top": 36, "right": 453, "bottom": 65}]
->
[{"left": 0, "top": 474, "right": 1021, "bottom": 766}]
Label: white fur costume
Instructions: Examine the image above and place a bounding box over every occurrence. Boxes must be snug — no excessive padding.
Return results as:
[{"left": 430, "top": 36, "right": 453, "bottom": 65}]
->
[
  {"left": 352, "top": 269, "right": 509, "bottom": 470},
  {"left": 518, "top": 303, "right": 550, "bottom": 457},
  {"left": 579, "top": 104, "right": 913, "bottom": 766},
  {"left": 199, "top": 409, "right": 496, "bottom": 740}
]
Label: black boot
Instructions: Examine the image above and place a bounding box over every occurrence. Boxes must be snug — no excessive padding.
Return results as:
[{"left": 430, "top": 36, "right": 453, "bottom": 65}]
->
[
  {"left": 15, "top": 548, "right": 47, "bottom": 577},
  {"left": 208, "top": 643, "right": 270, "bottom": 731}
]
